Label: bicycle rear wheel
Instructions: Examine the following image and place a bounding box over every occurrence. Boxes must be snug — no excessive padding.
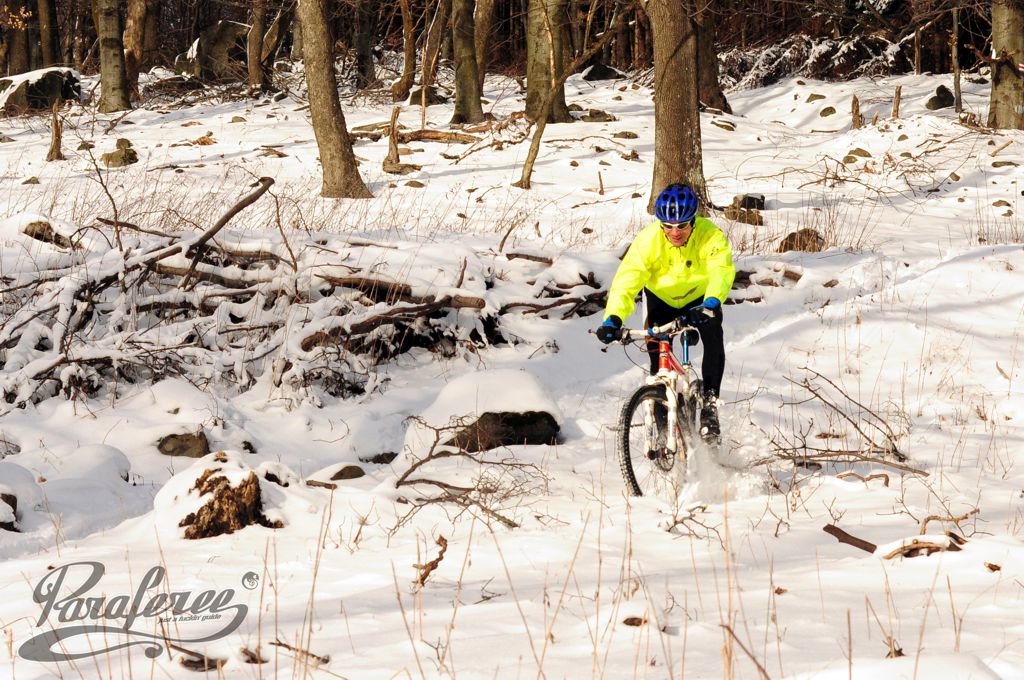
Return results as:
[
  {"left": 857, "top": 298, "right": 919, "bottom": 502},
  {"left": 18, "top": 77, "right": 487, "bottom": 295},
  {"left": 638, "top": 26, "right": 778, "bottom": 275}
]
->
[{"left": 616, "top": 384, "right": 689, "bottom": 497}]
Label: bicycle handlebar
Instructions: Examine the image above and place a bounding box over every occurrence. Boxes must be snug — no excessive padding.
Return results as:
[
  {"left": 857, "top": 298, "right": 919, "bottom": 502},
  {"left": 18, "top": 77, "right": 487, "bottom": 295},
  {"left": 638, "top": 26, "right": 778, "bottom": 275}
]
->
[{"left": 589, "top": 320, "right": 698, "bottom": 344}]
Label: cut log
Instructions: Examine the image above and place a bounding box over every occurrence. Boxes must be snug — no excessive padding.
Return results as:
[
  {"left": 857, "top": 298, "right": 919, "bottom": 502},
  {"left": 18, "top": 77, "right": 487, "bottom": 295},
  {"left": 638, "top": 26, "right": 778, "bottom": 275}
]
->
[
  {"left": 823, "top": 524, "right": 877, "bottom": 553},
  {"left": 396, "top": 129, "right": 480, "bottom": 144}
]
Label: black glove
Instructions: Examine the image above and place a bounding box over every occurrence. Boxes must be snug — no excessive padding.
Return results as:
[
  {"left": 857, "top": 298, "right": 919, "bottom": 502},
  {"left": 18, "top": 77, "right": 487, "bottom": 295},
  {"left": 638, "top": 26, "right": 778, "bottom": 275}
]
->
[
  {"left": 596, "top": 315, "right": 622, "bottom": 344},
  {"left": 687, "top": 298, "right": 720, "bottom": 326}
]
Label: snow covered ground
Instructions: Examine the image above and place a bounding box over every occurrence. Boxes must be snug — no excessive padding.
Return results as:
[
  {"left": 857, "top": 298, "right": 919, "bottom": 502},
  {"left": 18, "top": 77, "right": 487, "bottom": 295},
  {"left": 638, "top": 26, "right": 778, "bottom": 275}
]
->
[{"left": 0, "top": 64, "right": 1022, "bottom": 679}]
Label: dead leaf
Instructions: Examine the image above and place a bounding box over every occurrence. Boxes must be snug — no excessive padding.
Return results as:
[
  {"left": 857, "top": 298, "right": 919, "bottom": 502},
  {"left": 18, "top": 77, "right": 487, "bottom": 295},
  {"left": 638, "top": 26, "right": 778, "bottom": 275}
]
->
[{"left": 623, "top": 616, "right": 646, "bottom": 627}]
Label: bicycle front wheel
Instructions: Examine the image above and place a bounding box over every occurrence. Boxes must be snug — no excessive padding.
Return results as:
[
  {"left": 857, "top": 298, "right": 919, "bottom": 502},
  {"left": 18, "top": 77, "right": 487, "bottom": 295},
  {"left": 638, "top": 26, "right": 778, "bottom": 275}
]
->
[{"left": 616, "top": 384, "right": 688, "bottom": 497}]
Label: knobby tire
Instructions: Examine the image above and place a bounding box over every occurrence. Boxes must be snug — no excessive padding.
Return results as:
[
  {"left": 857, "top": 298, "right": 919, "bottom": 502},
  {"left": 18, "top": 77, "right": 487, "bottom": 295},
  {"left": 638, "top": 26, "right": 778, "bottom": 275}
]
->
[{"left": 617, "top": 384, "right": 694, "bottom": 497}]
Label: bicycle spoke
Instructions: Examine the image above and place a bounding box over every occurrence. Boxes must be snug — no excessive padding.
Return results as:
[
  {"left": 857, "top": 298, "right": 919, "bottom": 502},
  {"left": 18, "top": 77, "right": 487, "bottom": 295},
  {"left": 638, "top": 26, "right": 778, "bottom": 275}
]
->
[{"left": 617, "top": 384, "right": 690, "bottom": 497}]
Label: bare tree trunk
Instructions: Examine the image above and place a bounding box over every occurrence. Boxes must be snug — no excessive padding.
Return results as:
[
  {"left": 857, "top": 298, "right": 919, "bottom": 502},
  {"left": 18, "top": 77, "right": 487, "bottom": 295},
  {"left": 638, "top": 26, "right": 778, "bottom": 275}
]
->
[
  {"left": 646, "top": 0, "right": 706, "bottom": 211},
  {"left": 6, "top": 0, "right": 31, "bottom": 75},
  {"left": 143, "top": 0, "right": 160, "bottom": 67},
  {"left": 291, "top": 12, "right": 303, "bottom": 60},
  {"left": 262, "top": 3, "right": 295, "bottom": 64},
  {"left": 634, "top": 4, "right": 650, "bottom": 69},
  {"left": 988, "top": 0, "right": 1024, "bottom": 130},
  {"left": 94, "top": 0, "right": 131, "bottom": 113},
  {"left": 247, "top": 0, "right": 269, "bottom": 91},
  {"left": 695, "top": 0, "right": 730, "bottom": 113},
  {"left": 913, "top": 26, "right": 921, "bottom": 75},
  {"left": 125, "top": 0, "right": 159, "bottom": 90},
  {"left": 354, "top": 0, "right": 377, "bottom": 89},
  {"left": 951, "top": 8, "right": 962, "bottom": 114},
  {"left": 451, "top": 0, "right": 484, "bottom": 124},
  {"left": 514, "top": 4, "right": 621, "bottom": 189},
  {"left": 525, "top": 0, "right": 571, "bottom": 123},
  {"left": 38, "top": 0, "right": 59, "bottom": 66},
  {"left": 392, "top": 0, "right": 416, "bottom": 100},
  {"left": 296, "top": 0, "right": 373, "bottom": 198},
  {"left": 474, "top": 0, "right": 496, "bottom": 90},
  {"left": 422, "top": 0, "right": 452, "bottom": 96}
]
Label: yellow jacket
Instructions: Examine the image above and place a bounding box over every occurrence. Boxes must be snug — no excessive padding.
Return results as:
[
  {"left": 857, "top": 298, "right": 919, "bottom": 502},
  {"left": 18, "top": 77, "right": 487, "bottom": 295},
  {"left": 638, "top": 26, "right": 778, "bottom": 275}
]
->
[{"left": 605, "top": 217, "right": 736, "bottom": 320}]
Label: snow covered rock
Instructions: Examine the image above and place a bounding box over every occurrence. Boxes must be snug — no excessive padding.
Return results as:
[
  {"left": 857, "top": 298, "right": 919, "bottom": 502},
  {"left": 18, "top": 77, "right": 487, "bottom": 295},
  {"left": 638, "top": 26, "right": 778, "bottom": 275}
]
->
[
  {"left": 157, "top": 430, "right": 211, "bottom": 458},
  {"left": 0, "top": 67, "right": 80, "bottom": 114},
  {"left": 582, "top": 62, "right": 625, "bottom": 81},
  {"left": 777, "top": 228, "right": 826, "bottom": 253},
  {"left": 925, "top": 84, "right": 955, "bottom": 110},
  {"left": 405, "top": 369, "right": 562, "bottom": 455},
  {"left": 100, "top": 138, "right": 139, "bottom": 168},
  {"left": 174, "top": 21, "right": 251, "bottom": 81},
  {"left": 155, "top": 451, "right": 283, "bottom": 539},
  {"left": 0, "top": 213, "right": 81, "bottom": 253},
  {"left": 0, "top": 462, "right": 43, "bottom": 532},
  {"left": 58, "top": 444, "right": 130, "bottom": 484}
]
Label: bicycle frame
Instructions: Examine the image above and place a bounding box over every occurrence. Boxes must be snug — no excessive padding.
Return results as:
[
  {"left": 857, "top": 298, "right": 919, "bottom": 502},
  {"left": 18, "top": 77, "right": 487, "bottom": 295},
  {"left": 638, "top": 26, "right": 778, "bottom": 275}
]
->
[{"left": 622, "top": 322, "right": 702, "bottom": 459}]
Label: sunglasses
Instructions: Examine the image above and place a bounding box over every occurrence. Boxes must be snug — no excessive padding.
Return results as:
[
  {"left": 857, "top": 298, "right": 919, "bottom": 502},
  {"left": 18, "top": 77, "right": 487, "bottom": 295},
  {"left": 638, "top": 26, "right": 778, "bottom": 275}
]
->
[{"left": 662, "top": 221, "right": 694, "bottom": 232}]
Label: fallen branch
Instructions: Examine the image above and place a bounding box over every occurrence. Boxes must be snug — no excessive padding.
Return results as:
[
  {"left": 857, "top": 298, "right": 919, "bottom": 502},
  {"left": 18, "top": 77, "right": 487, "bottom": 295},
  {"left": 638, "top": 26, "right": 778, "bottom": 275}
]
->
[
  {"left": 919, "top": 508, "right": 978, "bottom": 535},
  {"left": 397, "top": 129, "right": 480, "bottom": 144},
  {"left": 881, "top": 537, "right": 962, "bottom": 560},
  {"left": 179, "top": 177, "right": 275, "bottom": 290},
  {"left": 989, "top": 140, "right": 1012, "bottom": 157},
  {"left": 506, "top": 252, "right": 553, "bottom": 265},
  {"left": 823, "top": 524, "right": 877, "bottom": 553},
  {"left": 835, "top": 471, "right": 891, "bottom": 487},
  {"left": 269, "top": 639, "right": 330, "bottom": 665},
  {"left": 169, "top": 643, "right": 226, "bottom": 671}
]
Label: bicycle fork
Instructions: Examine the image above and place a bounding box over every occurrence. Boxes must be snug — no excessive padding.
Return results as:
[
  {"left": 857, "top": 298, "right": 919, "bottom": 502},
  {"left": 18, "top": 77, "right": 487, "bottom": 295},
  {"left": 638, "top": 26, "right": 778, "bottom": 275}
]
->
[{"left": 642, "top": 378, "right": 683, "bottom": 457}]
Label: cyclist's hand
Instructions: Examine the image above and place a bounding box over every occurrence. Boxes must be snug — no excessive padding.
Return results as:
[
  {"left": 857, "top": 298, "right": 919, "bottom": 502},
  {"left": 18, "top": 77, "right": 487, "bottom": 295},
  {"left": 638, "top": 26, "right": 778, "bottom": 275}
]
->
[
  {"left": 687, "top": 297, "right": 720, "bottom": 326},
  {"left": 595, "top": 315, "right": 622, "bottom": 344}
]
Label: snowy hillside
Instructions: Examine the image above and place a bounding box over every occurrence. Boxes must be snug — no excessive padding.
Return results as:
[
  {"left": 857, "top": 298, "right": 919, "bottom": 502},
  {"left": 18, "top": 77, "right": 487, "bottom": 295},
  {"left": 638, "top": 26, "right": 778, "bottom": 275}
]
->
[{"left": 0, "top": 65, "right": 1022, "bottom": 679}]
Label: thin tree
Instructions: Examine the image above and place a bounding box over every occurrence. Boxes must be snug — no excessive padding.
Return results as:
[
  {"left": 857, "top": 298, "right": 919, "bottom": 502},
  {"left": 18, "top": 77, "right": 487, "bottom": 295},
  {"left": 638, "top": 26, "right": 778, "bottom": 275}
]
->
[
  {"left": 296, "top": 0, "right": 373, "bottom": 198},
  {"left": 353, "top": 0, "right": 378, "bottom": 89},
  {"left": 420, "top": 0, "right": 452, "bottom": 110},
  {"left": 514, "top": 3, "right": 624, "bottom": 189},
  {"left": 5, "top": 0, "right": 31, "bottom": 75},
  {"left": 95, "top": 0, "right": 132, "bottom": 113},
  {"left": 38, "top": 0, "right": 60, "bottom": 67},
  {"left": 125, "top": 0, "right": 160, "bottom": 90},
  {"left": 247, "top": 0, "right": 270, "bottom": 91},
  {"left": 695, "top": 0, "right": 730, "bottom": 113},
  {"left": 450, "top": 0, "right": 485, "bottom": 124},
  {"left": 474, "top": 0, "right": 496, "bottom": 90},
  {"left": 644, "top": 0, "right": 707, "bottom": 210},
  {"left": 988, "top": 0, "right": 1024, "bottom": 130},
  {"left": 525, "top": 0, "right": 571, "bottom": 123},
  {"left": 391, "top": 0, "right": 416, "bottom": 100},
  {"left": 262, "top": 3, "right": 296, "bottom": 66}
]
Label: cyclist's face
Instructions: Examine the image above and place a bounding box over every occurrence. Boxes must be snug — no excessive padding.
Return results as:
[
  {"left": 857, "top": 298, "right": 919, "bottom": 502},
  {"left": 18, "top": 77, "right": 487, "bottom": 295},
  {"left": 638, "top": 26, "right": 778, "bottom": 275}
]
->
[{"left": 662, "top": 221, "right": 693, "bottom": 247}]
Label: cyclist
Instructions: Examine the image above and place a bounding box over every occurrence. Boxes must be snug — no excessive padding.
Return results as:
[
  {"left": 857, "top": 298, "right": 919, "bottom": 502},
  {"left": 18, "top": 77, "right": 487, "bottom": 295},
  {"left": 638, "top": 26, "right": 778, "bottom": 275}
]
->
[{"left": 595, "top": 183, "right": 736, "bottom": 443}]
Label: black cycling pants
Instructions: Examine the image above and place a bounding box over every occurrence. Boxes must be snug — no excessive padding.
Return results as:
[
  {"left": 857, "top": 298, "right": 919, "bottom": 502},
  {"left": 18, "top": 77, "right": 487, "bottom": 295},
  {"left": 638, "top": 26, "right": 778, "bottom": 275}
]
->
[{"left": 642, "top": 289, "right": 725, "bottom": 397}]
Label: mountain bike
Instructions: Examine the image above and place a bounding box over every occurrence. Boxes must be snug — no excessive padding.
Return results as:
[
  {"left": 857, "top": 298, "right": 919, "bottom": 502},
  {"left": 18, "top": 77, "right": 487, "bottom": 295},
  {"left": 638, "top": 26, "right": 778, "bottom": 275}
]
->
[{"left": 607, "top": 320, "right": 705, "bottom": 497}]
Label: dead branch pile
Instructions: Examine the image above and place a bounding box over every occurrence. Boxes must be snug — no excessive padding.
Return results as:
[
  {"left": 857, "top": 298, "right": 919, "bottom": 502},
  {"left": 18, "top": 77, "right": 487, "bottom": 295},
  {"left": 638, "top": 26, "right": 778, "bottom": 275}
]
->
[
  {"left": 760, "top": 367, "right": 916, "bottom": 473},
  {"left": 393, "top": 416, "right": 549, "bottom": 530},
  {"left": 0, "top": 180, "right": 607, "bottom": 413}
]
